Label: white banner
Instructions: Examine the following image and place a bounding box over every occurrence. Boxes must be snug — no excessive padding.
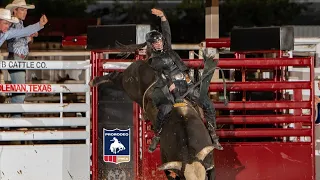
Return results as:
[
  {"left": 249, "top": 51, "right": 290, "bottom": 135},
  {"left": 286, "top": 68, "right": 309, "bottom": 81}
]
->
[
  {"left": 0, "top": 84, "right": 89, "bottom": 93},
  {"left": 0, "top": 60, "right": 90, "bottom": 70}
]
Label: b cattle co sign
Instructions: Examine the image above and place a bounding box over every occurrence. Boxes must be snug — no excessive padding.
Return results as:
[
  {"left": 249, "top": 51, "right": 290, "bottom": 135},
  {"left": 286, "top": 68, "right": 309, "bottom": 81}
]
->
[
  {"left": 0, "top": 60, "right": 48, "bottom": 69},
  {"left": 0, "top": 60, "right": 90, "bottom": 70},
  {"left": 0, "top": 84, "right": 52, "bottom": 92}
]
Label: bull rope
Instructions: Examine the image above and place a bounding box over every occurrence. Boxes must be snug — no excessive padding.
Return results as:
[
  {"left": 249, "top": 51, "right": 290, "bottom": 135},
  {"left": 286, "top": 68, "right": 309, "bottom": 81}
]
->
[
  {"left": 142, "top": 79, "right": 158, "bottom": 114},
  {"left": 142, "top": 67, "right": 228, "bottom": 114},
  {"left": 215, "top": 67, "right": 228, "bottom": 106}
]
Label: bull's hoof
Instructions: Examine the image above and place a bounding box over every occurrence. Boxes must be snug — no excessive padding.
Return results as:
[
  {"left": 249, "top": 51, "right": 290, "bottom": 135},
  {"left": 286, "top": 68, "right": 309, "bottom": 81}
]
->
[{"left": 213, "top": 140, "right": 224, "bottom": 150}]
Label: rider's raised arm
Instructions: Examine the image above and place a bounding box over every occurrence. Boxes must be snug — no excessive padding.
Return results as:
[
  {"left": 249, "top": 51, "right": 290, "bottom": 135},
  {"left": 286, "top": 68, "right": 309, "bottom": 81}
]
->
[{"left": 160, "top": 15, "right": 172, "bottom": 50}]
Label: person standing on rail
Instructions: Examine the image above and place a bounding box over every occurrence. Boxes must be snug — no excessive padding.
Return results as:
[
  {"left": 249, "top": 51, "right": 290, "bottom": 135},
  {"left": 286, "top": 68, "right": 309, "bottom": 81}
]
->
[{"left": 4, "top": 0, "right": 40, "bottom": 118}]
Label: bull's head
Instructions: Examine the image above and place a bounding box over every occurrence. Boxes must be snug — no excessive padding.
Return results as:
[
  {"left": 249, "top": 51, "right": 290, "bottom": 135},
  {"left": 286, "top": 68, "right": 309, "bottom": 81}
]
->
[{"left": 158, "top": 146, "right": 214, "bottom": 180}]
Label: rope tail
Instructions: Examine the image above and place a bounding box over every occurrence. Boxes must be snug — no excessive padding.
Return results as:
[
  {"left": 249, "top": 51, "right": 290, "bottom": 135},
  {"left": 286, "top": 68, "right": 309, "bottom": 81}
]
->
[
  {"left": 214, "top": 67, "right": 228, "bottom": 106},
  {"left": 142, "top": 78, "right": 159, "bottom": 113}
]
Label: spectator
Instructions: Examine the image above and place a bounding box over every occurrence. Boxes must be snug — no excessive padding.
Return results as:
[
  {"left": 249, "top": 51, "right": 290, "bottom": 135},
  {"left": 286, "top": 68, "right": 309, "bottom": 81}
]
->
[
  {"left": 0, "top": 8, "right": 47, "bottom": 46},
  {"left": 5, "top": 0, "right": 37, "bottom": 118}
]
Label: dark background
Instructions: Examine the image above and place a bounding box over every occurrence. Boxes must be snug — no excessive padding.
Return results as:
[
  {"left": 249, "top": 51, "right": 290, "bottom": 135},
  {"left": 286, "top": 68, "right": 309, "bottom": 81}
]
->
[{"left": 0, "top": 0, "right": 315, "bottom": 43}]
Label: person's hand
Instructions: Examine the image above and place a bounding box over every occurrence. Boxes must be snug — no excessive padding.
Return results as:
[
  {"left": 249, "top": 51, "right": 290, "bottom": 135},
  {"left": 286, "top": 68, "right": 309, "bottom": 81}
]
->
[
  {"left": 151, "top": 8, "right": 164, "bottom": 17},
  {"left": 169, "top": 83, "right": 175, "bottom": 92},
  {"left": 39, "top": 15, "right": 48, "bottom": 27},
  {"left": 27, "top": 37, "right": 33, "bottom": 43},
  {"left": 30, "top": 32, "right": 38, "bottom": 37}
]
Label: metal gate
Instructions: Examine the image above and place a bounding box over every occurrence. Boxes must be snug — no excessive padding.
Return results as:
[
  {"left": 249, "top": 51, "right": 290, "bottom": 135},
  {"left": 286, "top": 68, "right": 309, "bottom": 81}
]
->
[
  {"left": 0, "top": 56, "right": 91, "bottom": 180},
  {"left": 136, "top": 42, "right": 315, "bottom": 179},
  {"left": 206, "top": 38, "right": 315, "bottom": 180},
  {"left": 91, "top": 39, "right": 316, "bottom": 180}
]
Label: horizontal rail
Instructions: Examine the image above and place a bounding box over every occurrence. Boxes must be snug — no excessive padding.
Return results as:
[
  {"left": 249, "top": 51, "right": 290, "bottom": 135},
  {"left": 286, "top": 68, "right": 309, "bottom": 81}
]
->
[
  {"left": 0, "top": 84, "right": 89, "bottom": 93},
  {"left": 206, "top": 38, "right": 231, "bottom": 48},
  {"left": 0, "top": 51, "right": 91, "bottom": 57},
  {"left": 206, "top": 37, "right": 320, "bottom": 49},
  {"left": 213, "top": 101, "right": 310, "bottom": 110},
  {"left": 288, "top": 67, "right": 320, "bottom": 73},
  {"left": 209, "top": 81, "right": 311, "bottom": 91},
  {"left": 185, "top": 58, "right": 311, "bottom": 68},
  {"left": 217, "top": 128, "right": 311, "bottom": 138},
  {"left": 0, "top": 130, "right": 88, "bottom": 141},
  {"left": 295, "top": 37, "right": 320, "bottom": 44},
  {"left": 0, "top": 117, "right": 89, "bottom": 127},
  {"left": 0, "top": 103, "right": 89, "bottom": 113},
  {"left": 0, "top": 60, "right": 90, "bottom": 70},
  {"left": 25, "top": 95, "right": 85, "bottom": 102},
  {"left": 101, "top": 58, "right": 311, "bottom": 70},
  {"left": 216, "top": 115, "right": 311, "bottom": 124},
  {"left": 62, "top": 36, "right": 87, "bottom": 46}
]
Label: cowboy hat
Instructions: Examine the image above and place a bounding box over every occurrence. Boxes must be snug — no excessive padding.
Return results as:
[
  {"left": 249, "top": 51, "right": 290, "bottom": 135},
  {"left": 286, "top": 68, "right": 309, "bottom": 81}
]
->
[
  {"left": 5, "top": 0, "right": 35, "bottom": 11},
  {"left": 0, "top": 8, "right": 19, "bottom": 23}
]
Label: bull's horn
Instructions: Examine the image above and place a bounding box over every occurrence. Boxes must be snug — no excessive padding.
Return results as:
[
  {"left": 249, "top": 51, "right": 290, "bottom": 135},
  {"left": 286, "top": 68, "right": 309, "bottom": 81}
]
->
[
  {"left": 158, "top": 161, "right": 183, "bottom": 171},
  {"left": 196, "top": 146, "right": 215, "bottom": 161}
]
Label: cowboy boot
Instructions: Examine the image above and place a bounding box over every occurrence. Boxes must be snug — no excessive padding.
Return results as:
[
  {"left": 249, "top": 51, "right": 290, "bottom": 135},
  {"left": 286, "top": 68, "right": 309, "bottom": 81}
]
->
[
  {"left": 148, "top": 129, "right": 161, "bottom": 153},
  {"left": 148, "top": 104, "right": 172, "bottom": 153},
  {"left": 148, "top": 110, "right": 163, "bottom": 153},
  {"left": 207, "top": 121, "right": 223, "bottom": 150}
]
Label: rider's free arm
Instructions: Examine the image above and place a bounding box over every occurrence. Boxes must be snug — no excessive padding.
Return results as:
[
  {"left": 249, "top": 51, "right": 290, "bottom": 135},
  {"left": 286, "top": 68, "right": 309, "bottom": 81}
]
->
[
  {"left": 160, "top": 15, "right": 172, "bottom": 50},
  {"left": 159, "top": 12, "right": 191, "bottom": 84}
]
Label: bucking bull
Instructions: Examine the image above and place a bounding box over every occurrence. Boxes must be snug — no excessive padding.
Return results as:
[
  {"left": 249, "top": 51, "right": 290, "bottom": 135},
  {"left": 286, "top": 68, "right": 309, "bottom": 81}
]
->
[{"left": 89, "top": 50, "right": 224, "bottom": 180}]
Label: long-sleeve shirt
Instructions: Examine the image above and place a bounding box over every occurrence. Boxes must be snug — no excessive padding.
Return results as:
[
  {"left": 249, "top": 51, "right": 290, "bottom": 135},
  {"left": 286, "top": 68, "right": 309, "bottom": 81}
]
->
[
  {"left": 7, "top": 20, "right": 30, "bottom": 56},
  {"left": 0, "top": 22, "right": 42, "bottom": 47}
]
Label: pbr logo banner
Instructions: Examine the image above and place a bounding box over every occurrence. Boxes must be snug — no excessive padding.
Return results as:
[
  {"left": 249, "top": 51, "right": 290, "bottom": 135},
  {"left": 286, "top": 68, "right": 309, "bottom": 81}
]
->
[{"left": 103, "top": 128, "right": 131, "bottom": 164}]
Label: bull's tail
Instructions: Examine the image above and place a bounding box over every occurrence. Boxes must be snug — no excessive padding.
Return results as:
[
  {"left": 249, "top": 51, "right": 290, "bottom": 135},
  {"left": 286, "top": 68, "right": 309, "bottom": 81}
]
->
[{"left": 89, "top": 71, "right": 124, "bottom": 90}]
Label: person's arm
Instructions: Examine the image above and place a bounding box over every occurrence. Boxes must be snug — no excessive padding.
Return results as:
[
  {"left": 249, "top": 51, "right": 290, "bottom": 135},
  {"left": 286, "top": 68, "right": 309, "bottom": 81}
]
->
[
  {"left": 6, "top": 15, "right": 48, "bottom": 41},
  {"left": 151, "top": 8, "right": 172, "bottom": 49},
  {"left": 5, "top": 22, "right": 43, "bottom": 40},
  {"left": 160, "top": 16, "right": 171, "bottom": 49}
]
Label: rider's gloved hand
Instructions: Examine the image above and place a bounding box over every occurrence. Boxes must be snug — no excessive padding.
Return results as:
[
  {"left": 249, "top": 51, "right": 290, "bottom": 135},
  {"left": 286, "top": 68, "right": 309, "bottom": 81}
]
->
[{"left": 175, "top": 98, "right": 184, "bottom": 103}]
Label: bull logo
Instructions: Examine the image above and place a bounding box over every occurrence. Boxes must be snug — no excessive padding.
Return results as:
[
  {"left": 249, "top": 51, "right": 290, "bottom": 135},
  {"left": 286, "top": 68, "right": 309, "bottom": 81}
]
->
[{"left": 103, "top": 128, "right": 131, "bottom": 164}]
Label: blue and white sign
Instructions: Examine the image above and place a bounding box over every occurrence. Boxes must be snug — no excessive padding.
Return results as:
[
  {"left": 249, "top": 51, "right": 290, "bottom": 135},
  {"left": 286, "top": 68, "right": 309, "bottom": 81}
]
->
[{"left": 103, "top": 128, "right": 131, "bottom": 164}]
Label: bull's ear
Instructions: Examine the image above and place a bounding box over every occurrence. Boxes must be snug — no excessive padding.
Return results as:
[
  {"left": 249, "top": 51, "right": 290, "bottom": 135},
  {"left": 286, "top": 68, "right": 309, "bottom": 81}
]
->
[
  {"left": 196, "top": 146, "right": 215, "bottom": 161},
  {"left": 158, "top": 161, "right": 182, "bottom": 171}
]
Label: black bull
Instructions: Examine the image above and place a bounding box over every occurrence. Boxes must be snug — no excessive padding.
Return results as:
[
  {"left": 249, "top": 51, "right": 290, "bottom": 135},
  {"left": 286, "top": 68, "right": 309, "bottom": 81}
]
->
[{"left": 90, "top": 60, "right": 216, "bottom": 180}]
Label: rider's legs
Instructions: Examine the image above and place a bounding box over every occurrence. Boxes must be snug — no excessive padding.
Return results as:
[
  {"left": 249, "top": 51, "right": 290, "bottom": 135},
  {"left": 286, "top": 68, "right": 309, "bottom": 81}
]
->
[
  {"left": 187, "top": 87, "right": 223, "bottom": 150},
  {"left": 149, "top": 87, "right": 172, "bottom": 153}
]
